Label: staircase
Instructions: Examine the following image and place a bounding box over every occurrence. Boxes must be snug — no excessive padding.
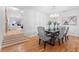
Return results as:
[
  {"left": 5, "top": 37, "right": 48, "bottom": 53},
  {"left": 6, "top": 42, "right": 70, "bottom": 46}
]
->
[{"left": 2, "top": 34, "right": 27, "bottom": 48}]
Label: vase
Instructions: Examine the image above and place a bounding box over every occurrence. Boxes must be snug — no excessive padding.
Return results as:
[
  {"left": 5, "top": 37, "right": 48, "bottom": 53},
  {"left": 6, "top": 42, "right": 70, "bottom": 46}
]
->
[
  {"left": 48, "top": 25, "right": 51, "bottom": 31},
  {"left": 53, "top": 25, "right": 56, "bottom": 31}
]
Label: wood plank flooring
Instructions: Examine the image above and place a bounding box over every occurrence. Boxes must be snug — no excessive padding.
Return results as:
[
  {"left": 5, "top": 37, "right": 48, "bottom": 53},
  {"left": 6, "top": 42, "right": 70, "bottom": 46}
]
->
[
  {"left": 2, "top": 29, "right": 26, "bottom": 48},
  {"left": 6, "top": 29, "right": 23, "bottom": 36},
  {"left": 1, "top": 35, "right": 79, "bottom": 52},
  {"left": 2, "top": 34, "right": 28, "bottom": 48}
]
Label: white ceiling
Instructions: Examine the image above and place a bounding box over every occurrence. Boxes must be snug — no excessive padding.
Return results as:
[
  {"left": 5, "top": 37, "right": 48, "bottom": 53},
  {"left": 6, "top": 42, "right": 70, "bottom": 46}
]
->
[
  {"left": 7, "top": 7, "right": 23, "bottom": 18},
  {"left": 15, "top": 6, "right": 79, "bottom": 14}
]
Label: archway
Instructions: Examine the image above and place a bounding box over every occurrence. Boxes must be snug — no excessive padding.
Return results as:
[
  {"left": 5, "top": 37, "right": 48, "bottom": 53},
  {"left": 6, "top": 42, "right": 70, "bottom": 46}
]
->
[{"left": 3, "top": 7, "right": 25, "bottom": 47}]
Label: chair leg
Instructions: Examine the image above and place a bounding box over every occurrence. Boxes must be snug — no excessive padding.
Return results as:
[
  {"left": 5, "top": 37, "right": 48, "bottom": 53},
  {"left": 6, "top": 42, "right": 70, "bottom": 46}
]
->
[
  {"left": 62, "top": 38, "right": 64, "bottom": 43},
  {"left": 58, "top": 39, "right": 60, "bottom": 45},
  {"left": 67, "top": 36, "right": 69, "bottom": 40},
  {"left": 39, "top": 38, "right": 41, "bottom": 45},
  {"left": 65, "top": 36, "right": 67, "bottom": 42},
  {"left": 52, "top": 39, "right": 55, "bottom": 46},
  {"left": 49, "top": 39, "right": 52, "bottom": 44},
  {"left": 65, "top": 36, "right": 69, "bottom": 42},
  {"left": 44, "top": 41, "right": 46, "bottom": 49}
]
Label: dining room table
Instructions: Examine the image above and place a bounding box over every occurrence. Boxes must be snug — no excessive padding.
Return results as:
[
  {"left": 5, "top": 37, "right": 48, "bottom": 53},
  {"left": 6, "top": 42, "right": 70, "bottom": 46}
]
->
[{"left": 45, "top": 29, "right": 60, "bottom": 46}]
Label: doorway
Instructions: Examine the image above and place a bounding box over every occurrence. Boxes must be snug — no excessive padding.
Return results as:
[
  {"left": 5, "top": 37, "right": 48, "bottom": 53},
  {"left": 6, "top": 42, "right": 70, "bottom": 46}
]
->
[{"left": 3, "top": 7, "right": 25, "bottom": 48}]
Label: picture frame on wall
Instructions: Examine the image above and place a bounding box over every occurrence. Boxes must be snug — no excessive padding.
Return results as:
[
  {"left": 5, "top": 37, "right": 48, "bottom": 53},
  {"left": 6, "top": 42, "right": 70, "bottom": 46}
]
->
[{"left": 62, "top": 16, "right": 77, "bottom": 25}]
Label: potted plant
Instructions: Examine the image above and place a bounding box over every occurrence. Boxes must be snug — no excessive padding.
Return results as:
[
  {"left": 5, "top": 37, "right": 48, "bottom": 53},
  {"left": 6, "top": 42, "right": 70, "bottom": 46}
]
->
[
  {"left": 57, "top": 23, "right": 60, "bottom": 30},
  {"left": 48, "top": 20, "right": 52, "bottom": 31},
  {"left": 53, "top": 21, "right": 57, "bottom": 31}
]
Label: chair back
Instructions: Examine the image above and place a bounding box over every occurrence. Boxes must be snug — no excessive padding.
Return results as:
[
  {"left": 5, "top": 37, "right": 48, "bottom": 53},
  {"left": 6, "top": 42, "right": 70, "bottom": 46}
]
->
[
  {"left": 64, "top": 27, "right": 69, "bottom": 36},
  {"left": 37, "top": 26, "right": 46, "bottom": 40},
  {"left": 58, "top": 26, "right": 66, "bottom": 39}
]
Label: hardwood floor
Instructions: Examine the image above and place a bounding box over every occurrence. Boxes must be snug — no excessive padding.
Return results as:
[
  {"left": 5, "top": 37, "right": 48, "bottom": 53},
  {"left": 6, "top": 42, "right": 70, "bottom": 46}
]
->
[
  {"left": 6, "top": 29, "right": 23, "bottom": 36},
  {"left": 2, "top": 29, "right": 26, "bottom": 48},
  {"left": 1, "top": 35, "right": 79, "bottom": 52}
]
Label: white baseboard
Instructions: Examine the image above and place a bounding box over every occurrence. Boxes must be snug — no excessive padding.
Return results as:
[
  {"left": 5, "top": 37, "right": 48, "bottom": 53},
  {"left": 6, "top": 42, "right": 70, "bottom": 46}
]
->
[{"left": 68, "top": 34, "right": 79, "bottom": 37}]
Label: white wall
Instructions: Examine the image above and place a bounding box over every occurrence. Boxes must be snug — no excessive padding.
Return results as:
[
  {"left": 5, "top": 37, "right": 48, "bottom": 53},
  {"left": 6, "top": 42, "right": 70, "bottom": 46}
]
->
[
  {"left": 0, "top": 7, "right": 5, "bottom": 48},
  {"left": 60, "top": 9, "right": 79, "bottom": 36},
  {"left": 22, "top": 9, "right": 49, "bottom": 36},
  {"left": 22, "top": 7, "right": 79, "bottom": 37},
  {"left": 46, "top": 8, "right": 79, "bottom": 36}
]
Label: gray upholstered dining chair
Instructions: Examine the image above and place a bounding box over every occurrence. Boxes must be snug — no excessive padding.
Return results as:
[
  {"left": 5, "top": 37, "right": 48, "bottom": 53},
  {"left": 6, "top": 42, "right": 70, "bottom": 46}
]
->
[
  {"left": 57, "top": 26, "right": 66, "bottom": 45},
  {"left": 37, "top": 26, "right": 51, "bottom": 49},
  {"left": 63, "top": 27, "right": 69, "bottom": 41}
]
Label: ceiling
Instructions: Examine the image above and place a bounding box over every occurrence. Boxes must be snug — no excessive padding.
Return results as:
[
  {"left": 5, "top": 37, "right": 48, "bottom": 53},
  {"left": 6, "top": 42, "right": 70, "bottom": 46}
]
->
[
  {"left": 15, "top": 6, "right": 79, "bottom": 14},
  {"left": 7, "top": 7, "right": 23, "bottom": 18}
]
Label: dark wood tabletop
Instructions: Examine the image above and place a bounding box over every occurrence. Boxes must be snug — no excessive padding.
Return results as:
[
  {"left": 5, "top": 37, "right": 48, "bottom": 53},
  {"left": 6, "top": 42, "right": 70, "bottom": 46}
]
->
[{"left": 45, "top": 29, "right": 60, "bottom": 46}]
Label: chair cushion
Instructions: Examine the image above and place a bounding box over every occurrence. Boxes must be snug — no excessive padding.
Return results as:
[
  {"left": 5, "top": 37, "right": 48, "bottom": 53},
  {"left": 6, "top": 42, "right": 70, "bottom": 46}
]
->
[{"left": 43, "top": 37, "right": 51, "bottom": 41}]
